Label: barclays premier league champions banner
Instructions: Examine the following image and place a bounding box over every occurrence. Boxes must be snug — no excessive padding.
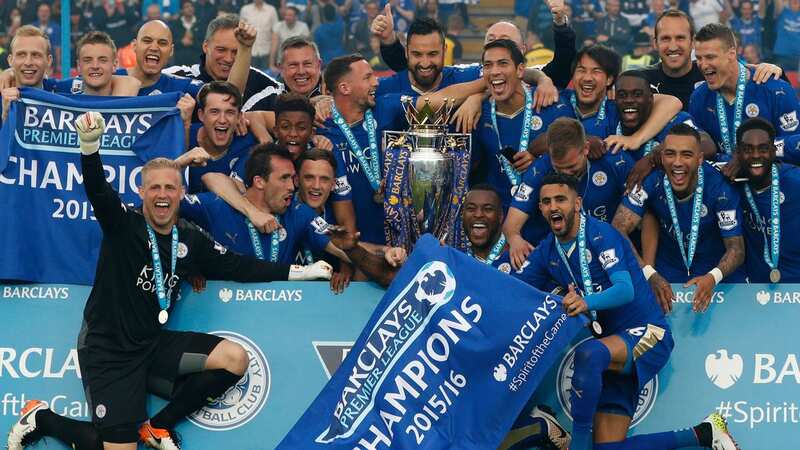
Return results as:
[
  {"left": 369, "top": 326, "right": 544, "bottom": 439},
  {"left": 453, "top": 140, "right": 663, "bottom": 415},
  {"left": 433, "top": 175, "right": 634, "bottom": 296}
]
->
[
  {"left": 278, "top": 235, "right": 586, "bottom": 450},
  {"left": 0, "top": 88, "right": 184, "bottom": 284}
]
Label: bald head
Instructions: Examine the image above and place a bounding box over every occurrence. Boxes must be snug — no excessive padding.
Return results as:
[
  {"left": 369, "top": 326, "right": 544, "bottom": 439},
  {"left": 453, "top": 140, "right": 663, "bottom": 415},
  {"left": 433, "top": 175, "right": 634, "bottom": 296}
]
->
[
  {"left": 137, "top": 20, "right": 172, "bottom": 41},
  {"left": 134, "top": 20, "right": 174, "bottom": 76},
  {"left": 485, "top": 22, "right": 525, "bottom": 52}
]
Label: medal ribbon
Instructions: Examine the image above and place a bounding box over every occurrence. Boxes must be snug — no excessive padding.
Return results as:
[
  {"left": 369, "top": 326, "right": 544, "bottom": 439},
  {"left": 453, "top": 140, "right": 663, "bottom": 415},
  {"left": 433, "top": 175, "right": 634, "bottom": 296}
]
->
[
  {"left": 716, "top": 63, "right": 747, "bottom": 154},
  {"left": 331, "top": 104, "right": 381, "bottom": 191},
  {"left": 555, "top": 213, "right": 594, "bottom": 295},
  {"left": 743, "top": 164, "right": 780, "bottom": 270},
  {"left": 616, "top": 123, "right": 657, "bottom": 157},
  {"left": 469, "top": 234, "right": 507, "bottom": 265},
  {"left": 491, "top": 87, "right": 533, "bottom": 186},
  {"left": 145, "top": 223, "right": 178, "bottom": 313},
  {"left": 570, "top": 92, "right": 607, "bottom": 125},
  {"left": 663, "top": 166, "right": 704, "bottom": 275},
  {"left": 247, "top": 215, "right": 281, "bottom": 262}
]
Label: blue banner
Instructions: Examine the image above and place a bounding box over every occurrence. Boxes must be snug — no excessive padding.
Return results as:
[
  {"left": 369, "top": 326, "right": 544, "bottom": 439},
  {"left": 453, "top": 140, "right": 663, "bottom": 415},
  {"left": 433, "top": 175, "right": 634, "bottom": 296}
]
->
[
  {"left": 278, "top": 235, "right": 585, "bottom": 449},
  {"left": 2, "top": 282, "right": 800, "bottom": 449},
  {"left": 0, "top": 88, "right": 185, "bottom": 285}
]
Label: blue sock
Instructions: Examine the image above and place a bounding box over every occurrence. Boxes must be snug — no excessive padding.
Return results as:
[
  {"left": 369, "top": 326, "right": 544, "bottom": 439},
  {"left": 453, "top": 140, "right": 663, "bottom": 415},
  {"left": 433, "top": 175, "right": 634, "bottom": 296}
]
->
[
  {"left": 593, "top": 428, "right": 699, "bottom": 449},
  {"left": 570, "top": 339, "right": 611, "bottom": 450}
]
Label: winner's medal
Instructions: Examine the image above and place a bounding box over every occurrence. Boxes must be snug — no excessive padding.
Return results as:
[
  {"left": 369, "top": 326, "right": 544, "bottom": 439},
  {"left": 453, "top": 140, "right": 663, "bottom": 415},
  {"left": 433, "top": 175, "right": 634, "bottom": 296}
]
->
[
  {"left": 331, "top": 104, "right": 382, "bottom": 197},
  {"left": 716, "top": 63, "right": 747, "bottom": 154},
  {"left": 373, "top": 180, "right": 385, "bottom": 204},
  {"left": 663, "top": 166, "right": 704, "bottom": 277},
  {"left": 146, "top": 223, "right": 178, "bottom": 326},
  {"left": 491, "top": 87, "right": 533, "bottom": 188},
  {"left": 744, "top": 164, "right": 781, "bottom": 283},
  {"left": 770, "top": 269, "right": 781, "bottom": 283}
]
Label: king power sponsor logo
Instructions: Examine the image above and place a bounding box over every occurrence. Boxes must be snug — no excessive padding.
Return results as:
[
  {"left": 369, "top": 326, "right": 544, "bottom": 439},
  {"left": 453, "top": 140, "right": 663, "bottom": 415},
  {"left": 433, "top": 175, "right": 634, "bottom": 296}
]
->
[
  {"left": 188, "top": 331, "right": 270, "bottom": 431},
  {"left": 706, "top": 349, "right": 800, "bottom": 389}
]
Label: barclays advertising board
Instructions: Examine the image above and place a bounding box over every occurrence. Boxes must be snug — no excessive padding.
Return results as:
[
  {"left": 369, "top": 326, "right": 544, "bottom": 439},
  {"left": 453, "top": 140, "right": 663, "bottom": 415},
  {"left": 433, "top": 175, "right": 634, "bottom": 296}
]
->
[{"left": 1, "top": 282, "right": 799, "bottom": 449}]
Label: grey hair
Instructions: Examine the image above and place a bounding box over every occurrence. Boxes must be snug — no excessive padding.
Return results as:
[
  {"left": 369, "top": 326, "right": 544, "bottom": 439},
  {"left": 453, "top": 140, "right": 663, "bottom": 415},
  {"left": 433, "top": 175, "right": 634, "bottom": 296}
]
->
[
  {"left": 205, "top": 13, "right": 240, "bottom": 42},
  {"left": 277, "top": 36, "right": 322, "bottom": 66}
]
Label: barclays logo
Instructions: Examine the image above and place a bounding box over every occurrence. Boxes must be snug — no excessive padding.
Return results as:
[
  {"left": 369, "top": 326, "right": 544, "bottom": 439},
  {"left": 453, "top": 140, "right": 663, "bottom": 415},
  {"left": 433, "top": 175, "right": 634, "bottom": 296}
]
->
[
  {"left": 188, "top": 331, "right": 270, "bottom": 431},
  {"left": 217, "top": 287, "right": 302, "bottom": 303},
  {"left": 706, "top": 349, "right": 743, "bottom": 389},
  {"left": 755, "top": 290, "right": 800, "bottom": 305}
]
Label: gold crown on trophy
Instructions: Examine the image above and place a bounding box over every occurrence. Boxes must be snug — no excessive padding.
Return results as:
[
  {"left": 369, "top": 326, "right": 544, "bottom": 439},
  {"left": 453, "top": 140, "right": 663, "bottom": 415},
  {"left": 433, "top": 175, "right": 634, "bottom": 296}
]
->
[{"left": 400, "top": 95, "right": 457, "bottom": 129}]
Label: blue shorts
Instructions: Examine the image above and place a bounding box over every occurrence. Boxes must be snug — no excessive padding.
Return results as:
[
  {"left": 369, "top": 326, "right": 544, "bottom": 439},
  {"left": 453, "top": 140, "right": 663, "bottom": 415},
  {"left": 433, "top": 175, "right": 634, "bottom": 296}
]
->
[{"left": 597, "top": 323, "right": 674, "bottom": 418}]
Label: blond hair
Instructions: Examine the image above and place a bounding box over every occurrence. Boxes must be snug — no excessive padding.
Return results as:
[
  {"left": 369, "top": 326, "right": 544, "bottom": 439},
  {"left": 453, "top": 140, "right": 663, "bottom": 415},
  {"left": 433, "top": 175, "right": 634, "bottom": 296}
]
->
[
  {"left": 10, "top": 25, "right": 52, "bottom": 56},
  {"left": 547, "top": 118, "right": 586, "bottom": 160},
  {"left": 141, "top": 158, "right": 183, "bottom": 185},
  {"left": 76, "top": 31, "right": 117, "bottom": 57}
]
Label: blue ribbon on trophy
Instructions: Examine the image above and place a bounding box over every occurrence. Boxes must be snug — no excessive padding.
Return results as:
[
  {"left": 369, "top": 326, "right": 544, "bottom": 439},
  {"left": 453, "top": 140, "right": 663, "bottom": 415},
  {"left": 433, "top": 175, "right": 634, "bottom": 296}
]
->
[{"left": 383, "top": 96, "right": 472, "bottom": 251}]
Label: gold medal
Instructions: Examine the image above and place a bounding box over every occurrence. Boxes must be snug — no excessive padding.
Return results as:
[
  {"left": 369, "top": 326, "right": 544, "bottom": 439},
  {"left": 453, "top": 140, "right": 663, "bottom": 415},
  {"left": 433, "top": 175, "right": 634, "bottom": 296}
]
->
[
  {"left": 158, "top": 310, "right": 169, "bottom": 325},
  {"left": 770, "top": 268, "right": 781, "bottom": 284}
]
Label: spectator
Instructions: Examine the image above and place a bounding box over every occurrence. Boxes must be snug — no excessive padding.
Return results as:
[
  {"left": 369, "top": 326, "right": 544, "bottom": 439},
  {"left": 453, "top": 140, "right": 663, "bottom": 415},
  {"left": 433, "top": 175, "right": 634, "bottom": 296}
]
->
[
  {"left": 141, "top": 0, "right": 179, "bottom": 20},
  {"left": 142, "top": 3, "right": 163, "bottom": 22},
  {"left": 528, "top": 0, "right": 559, "bottom": 49},
  {"left": 170, "top": 0, "right": 203, "bottom": 66},
  {"left": 6, "top": 8, "right": 21, "bottom": 40},
  {"left": 597, "top": 0, "right": 633, "bottom": 55},
  {"left": 773, "top": 0, "right": 800, "bottom": 69},
  {"left": 621, "top": 0, "right": 651, "bottom": 27},
  {"left": 444, "top": 13, "right": 464, "bottom": 65},
  {"left": 622, "top": 31, "right": 657, "bottom": 70},
  {"left": 33, "top": 3, "right": 60, "bottom": 75},
  {"left": 95, "top": 0, "right": 140, "bottom": 50},
  {"left": 382, "top": 0, "right": 416, "bottom": 35},
  {"left": 195, "top": 0, "right": 220, "bottom": 31},
  {"left": 573, "top": 0, "right": 601, "bottom": 46},
  {"left": 641, "top": 0, "right": 667, "bottom": 37},
  {"left": 742, "top": 42, "right": 761, "bottom": 62},
  {"left": 348, "top": 0, "right": 380, "bottom": 58},
  {"left": 438, "top": 0, "right": 471, "bottom": 33},
  {"left": 270, "top": 6, "right": 310, "bottom": 71},
  {"left": 525, "top": 30, "right": 555, "bottom": 67},
  {"left": 314, "top": 4, "right": 344, "bottom": 65},
  {"left": 730, "top": 0, "right": 763, "bottom": 50},
  {"left": 689, "top": 0, "right": 732, "bottom": 30},
  {"left": 241, "top": 0, "right": 279, "bottom": 69}
]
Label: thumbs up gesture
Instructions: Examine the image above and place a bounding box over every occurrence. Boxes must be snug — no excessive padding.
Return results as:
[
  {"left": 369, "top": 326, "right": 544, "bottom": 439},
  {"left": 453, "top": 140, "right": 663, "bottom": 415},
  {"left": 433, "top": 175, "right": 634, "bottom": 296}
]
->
[
  {"left": 370, "top": 3, "right": 396, "bottom": 45},
  {"left": 562, "top": 284, "right": 588, "bottom": 317}
]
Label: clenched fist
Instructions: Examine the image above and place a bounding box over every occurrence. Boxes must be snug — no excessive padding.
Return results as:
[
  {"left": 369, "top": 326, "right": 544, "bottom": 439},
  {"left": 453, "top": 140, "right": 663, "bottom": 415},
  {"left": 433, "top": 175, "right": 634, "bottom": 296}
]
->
[{"left": 74, "top": 111, "right": 105, "bottom": 155}]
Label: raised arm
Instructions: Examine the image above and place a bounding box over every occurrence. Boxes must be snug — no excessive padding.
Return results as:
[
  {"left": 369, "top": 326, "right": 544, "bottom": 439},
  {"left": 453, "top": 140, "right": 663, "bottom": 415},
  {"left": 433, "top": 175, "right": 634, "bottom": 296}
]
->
[
  {"left": 228, "top": 21, "right": 257, "bottom": 96},
  {"left": 200, "top": 172, "right": 280, "bottom": 233}
]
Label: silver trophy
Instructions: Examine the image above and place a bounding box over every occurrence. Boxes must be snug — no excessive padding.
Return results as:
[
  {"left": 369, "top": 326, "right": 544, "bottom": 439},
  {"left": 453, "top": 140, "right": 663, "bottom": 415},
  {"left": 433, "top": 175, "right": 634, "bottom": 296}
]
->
[{"left": 383, "top": 96, "right": 471, "bottom": 250}]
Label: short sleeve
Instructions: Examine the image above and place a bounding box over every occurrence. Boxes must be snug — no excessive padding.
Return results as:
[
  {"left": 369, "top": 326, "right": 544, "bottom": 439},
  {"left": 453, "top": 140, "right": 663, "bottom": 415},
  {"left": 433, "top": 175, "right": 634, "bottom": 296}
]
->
[
  {"left": 181, "top": 192, "right": 214, "bottom": 230},
  {"left": 301, "top": 209, "right": 332, "bottom": 253},
  {"left": 590, "top": 223, "right": 628, "bottom": 278},
  {"left": 509, "top": 243, "right": 552, "bottom": 290},
  {"left": 330, "top": 147, "right": 353, "bottom": 202},
  {"left": 621, "top": 172, "right": 656, "bottom": 217},
  {"left": 510, "top": 157, "right": 547, "bottom": 214},
  {"left": 712, "top": 181, "right": 743, "bottom": 238},
  {"left": 772, "top": 81, "right": 800, "bottom": 135}
]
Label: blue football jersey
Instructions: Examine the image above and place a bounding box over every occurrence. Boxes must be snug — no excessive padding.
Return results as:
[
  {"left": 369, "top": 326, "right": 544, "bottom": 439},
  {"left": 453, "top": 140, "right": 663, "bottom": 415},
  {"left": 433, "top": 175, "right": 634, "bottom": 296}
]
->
[
  {"left": 622, "top": 162, "right": 745, "bottom": 282},
  {"left": 376, "top": 64, "right": 481, "bottom": 97},
  {"left": 473, "top": 93, "right": 573, "bottom": 209},
  {"left": 776, "top": 134, "right": 800, "bottom": 165},
  {"left": 318, "top": 94, "right": 407, "bottom": 245},
  {"left": 292, "top": 196, "right": 337, "bottom": 265},
  {"left": 180, "top": 193, "right": 331, "bottom": 264},
  {"left": 689, "top": 74, "right": 800, "bottom": 159},
  {"left": 118, "top": 69, "right": 203, "bottom": 97},
  {"left": 186, "top": 122, "right": 257, "bottom": 194},
  {"left": 510, "top": 151, "right": 634, "bottom": 245},
  {"left": 513, "top": 216, "right": 666, "bottom": 335},
  {"left": 560, "top": 89, "right": 620, "bottom": 138},
  {"left": 740, "top": 164, "right": 800, "bottom": 282}
]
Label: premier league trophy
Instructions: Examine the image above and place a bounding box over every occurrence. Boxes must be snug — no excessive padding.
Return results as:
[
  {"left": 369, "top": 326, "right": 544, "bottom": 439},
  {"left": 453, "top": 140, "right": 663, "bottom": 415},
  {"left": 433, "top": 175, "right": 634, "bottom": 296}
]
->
[{"left": 383, "top": 96, "right": 471, "bottom": 251}]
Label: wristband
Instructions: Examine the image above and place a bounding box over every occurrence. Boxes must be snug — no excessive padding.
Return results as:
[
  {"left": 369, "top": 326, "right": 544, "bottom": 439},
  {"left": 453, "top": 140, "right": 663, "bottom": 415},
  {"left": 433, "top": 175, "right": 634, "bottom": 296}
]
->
[
  {"left": 642, "top": 265, "right": 656, "bottom": 280},
  {"left": 709, "top": 267, "right": 724, "bottom": 285}
]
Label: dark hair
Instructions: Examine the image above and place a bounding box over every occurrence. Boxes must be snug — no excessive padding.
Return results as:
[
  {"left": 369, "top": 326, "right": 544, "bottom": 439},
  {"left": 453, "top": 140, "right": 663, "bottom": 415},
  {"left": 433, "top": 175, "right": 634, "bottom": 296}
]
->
[
  {"left": 616, "top": 69, "right": 653, "bottom": 90},
  {"left": 540, "top": 172, "right": 580, "bottom": 193},
  {"left": 654, "top": 9, "right": 695, "bottom": 40},
  {"left": 275, "top": 92, "right": 315, "bottom": 122},
  {"left": 296, "top": 148, "right": 337, "bottom": 173},
  {"left": 736, "top": 117, "right": 776, "bottom": 145},
  {"left": 76, "top": 31, "right": 117, "bottom": 56},
  {"left": 407, "top": 17, "right": 445, "bottom": 47},
  {"left": 466, "top": 183, "right": 502, "bottom": 203},
  {"left": 286, "top": 5, "right": 300, "bottom": 15},
  {"left": 482, "top": 38, "right": 525, "bottom": 66},
  {"left": 547, "top": 117, "right": 586, "bottom": 159},
  {"left": 666, "top": 122, "right": 701, "bottom": 144},
  {"left": 197, "top": 81, "right": 243, "bottom": 110},
  {"left": 322, "top": 4, "right": 336, "bottom": 22},
  {"left": 244, "top": 143, "right": 294, "bottom": 188},
  {"left": 695, "top": 23, "right": 737, "bottom": 49},
  {"left": 572, "top": 44, "right": 621, "bottom": 84},
  {"left": 324, "top": 54, "right": 365, "bottom": 93},
  {"left": 205, "top": 13, "right": 239, "bottom": 42}
]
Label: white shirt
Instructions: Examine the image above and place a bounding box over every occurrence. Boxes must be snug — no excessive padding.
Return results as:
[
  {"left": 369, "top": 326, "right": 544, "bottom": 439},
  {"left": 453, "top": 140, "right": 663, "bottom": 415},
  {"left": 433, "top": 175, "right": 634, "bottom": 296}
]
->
[
  {"left": 690, "top": 0, "right": 725, "bottom": 30},
  {"left": 273, "top": 20, "right": 310, "bottom": 49},
  {"left": 241, "top": 2, "right": 279, "bottom": 57}
]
